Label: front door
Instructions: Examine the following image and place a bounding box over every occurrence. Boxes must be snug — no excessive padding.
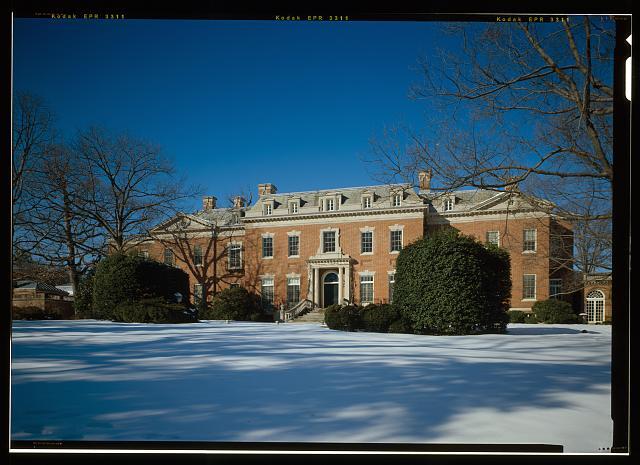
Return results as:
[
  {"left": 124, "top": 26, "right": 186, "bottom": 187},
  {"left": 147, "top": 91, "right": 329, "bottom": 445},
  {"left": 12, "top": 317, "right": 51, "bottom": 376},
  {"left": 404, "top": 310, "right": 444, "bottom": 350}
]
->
[{"left": 323, "top": 272, "right": 339, "bottom": 307}]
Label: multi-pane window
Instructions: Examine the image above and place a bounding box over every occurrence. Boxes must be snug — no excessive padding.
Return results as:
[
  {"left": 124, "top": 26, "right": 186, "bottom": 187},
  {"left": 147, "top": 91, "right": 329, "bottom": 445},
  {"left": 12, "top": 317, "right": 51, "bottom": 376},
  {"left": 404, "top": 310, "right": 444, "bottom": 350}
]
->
[
  {"left": 163, "top": 248, "right": 174, "bottom": 266},
  {"left": 263, "top": 203, "right": 272, "bottom": 215},
  {"left": 289, "top": 202, "right": 298, "bottom": 214},
  {"left": 361, "top": 231, "right": 373, "bottom": 254},
  {"left": 392, "top": 194, "right": 402, "bottom": 207},
  {"left": 586, "top": 290, "right": 605, "bottom": 323},
  {"left": 549, "top": 278, "right": 562, "bottom": 299},
  {"left": 138, "top": 250, "right": 149, "bottom": 259},
  {"left": 287, "top": 277, "right": 301, "bottom": 308},
  {"left": 288, "top": 235, "right": 300, "bottom": 257},
  {"left": 390, "top": 230, "right": 403, "bottom": 252},
  {"left": 262, "top": 237, "right": 273, "bottom": 258},
  {"left": 388, "top": 273, "right": 395, "bottom": 304},
  {"left": 261, "top": 277, "right": 274, "bottom": 308},
  {"left": 362, "top": 196, "right": 372, "bottom": 209},
  {"left": 323, "top": 231, "right": 336, "bottom": 253},
  {"left": 194, "top": 245, "right": 203, "bottom": 266},
  {"left": 228, "top": 244, "right": 242, "bottom": 269},
  {"left": 523, "top": 274, "right": 536, "bottom": 300},
  {"left": 444, "top": 198, "right": 454, "bottom": 211},
  {"left": 193, "top": 283, "right": 203, "bottom": 306},
  {"left": 325, "top": 198, "right": 335, "bottom": 211},
  {"left": 523, "top": 229, "right": 537, "bottom": 252},
  {"left": 486, "top": 231, "right": 500, "bottom": 247},
  {"left": 360, "top": 275, "right": 374, "bottom": 304}
]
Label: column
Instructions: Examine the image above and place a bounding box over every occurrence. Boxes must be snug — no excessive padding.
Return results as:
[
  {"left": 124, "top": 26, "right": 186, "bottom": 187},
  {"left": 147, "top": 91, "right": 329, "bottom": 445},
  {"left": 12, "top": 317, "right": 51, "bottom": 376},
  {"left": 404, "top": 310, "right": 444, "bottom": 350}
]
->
[
  {"left": 314, "top": 267, "right": 320, "bottom": 307},
  {"left": 344, "top": 265, "right": 350, "bottom": 303},
  {"left": 338, "top": 266, "right": 344, "bottom": 304}
]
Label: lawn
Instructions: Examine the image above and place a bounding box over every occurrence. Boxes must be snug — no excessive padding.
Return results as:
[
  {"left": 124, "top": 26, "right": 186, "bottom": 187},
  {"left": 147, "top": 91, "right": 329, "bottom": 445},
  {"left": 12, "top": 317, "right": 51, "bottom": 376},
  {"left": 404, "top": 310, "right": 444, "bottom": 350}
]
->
[{"left": 10, "top": 320, "right": 612, "bottom": 452}]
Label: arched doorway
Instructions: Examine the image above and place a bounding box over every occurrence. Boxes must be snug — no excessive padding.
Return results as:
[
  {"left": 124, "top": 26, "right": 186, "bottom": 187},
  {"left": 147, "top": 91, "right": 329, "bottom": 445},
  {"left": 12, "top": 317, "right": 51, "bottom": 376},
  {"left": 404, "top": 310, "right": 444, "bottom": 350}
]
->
[
  {"left": 323, "top": 272, "right": 339, "bottom": 308},
  {"left": 586, "top": 290, "right": 605, "bottom": 323}
]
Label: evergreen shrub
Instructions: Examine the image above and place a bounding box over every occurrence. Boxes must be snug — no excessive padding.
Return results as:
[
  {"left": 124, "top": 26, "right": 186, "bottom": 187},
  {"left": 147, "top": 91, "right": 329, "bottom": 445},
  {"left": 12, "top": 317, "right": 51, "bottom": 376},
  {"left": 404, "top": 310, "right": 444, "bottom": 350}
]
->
[
  {"left": 324, "top": 304, "right": 363, "bottom": 331},
  {"left": 532, "top": 299, "right": 578, "bottom": 324},
  {"left": 361, "top": 304, "right": 399, "bottom": 332},
  {"left": 393, "top": 231, "right": 511, "bottom": 335},
  {"left": 112, "top": 297, "right": 197, "bottom": 323},
  {"left": 200, "top": 286, "right": 265, "bottom": 321}
]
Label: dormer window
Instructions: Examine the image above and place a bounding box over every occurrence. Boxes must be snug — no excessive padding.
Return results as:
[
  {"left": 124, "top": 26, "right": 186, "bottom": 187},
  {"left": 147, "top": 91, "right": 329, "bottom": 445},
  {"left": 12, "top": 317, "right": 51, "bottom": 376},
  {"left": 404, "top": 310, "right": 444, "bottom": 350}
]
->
[
  {"left": 362, "top": 195, "right": 372, "bottom": 209},
  {"left": 444, "top": 198, "right": 454, "bottom": 212},
  {"left": 263, "top": 201, "right": 274, "bottom": 216},
  {"left": 391, "top": 193, "right": 402, "bottom": 207},
  {"left": 289, "top": 201, "right": 299, "bottom": 214}
]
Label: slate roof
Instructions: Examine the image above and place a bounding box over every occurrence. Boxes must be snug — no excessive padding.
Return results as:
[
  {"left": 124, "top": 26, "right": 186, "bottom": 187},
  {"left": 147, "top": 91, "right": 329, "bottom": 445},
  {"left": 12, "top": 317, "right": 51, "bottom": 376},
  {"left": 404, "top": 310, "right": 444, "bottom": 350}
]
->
[{"left": 14, "top": 281, "right": 70, "bottom": 296}]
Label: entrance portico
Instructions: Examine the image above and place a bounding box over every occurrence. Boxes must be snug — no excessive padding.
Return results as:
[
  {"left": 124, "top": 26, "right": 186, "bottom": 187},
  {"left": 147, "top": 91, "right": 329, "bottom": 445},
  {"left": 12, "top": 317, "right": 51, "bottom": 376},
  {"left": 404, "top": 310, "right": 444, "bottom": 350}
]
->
[{"left": 308, "top": 254, "right": 352, "bottom": 308}]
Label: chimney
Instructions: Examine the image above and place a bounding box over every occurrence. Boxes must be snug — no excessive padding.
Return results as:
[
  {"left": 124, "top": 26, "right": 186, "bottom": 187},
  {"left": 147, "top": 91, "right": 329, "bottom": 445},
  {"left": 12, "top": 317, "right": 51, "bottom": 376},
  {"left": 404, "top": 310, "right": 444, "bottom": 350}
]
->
[
  {"left": 258, "top": 183, "right": 277, "bottom": 196},
  {"left": 418, "top": 169, "right": 433, "bottom": 191},
  {"left": 202, "top": 196, "right": 217, "bottom": 211},
  {"left": 233, "top": 196, "right": 245, "bottom": 208}
]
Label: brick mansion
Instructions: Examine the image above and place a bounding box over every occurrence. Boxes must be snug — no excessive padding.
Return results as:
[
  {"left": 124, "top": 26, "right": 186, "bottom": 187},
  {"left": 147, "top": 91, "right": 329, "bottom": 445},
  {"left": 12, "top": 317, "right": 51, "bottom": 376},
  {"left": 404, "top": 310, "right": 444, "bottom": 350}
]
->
[{"left": 135, "top": 171, "right": 610, "bottom": 323}]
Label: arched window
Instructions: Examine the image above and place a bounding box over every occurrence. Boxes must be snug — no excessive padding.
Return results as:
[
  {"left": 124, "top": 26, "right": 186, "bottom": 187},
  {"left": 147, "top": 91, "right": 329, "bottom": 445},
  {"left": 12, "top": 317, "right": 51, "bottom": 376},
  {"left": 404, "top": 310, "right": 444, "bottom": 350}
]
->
[{"left": 586, "top": 290, "right": 605, "bottom": 323}]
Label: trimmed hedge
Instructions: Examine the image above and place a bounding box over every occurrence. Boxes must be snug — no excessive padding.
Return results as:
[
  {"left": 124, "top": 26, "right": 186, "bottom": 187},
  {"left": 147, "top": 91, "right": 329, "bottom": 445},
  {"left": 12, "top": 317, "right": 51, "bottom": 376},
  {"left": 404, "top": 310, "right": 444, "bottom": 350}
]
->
[
  {"left": 90, "top": 252, "right": 191, "bottom": 322},
  {"left": 361, "top": 304, "right": 399, "bottom": 333},
  {"left": 112, "top": 297, "right": 197, "bottom": 323},
  {"left": 324, "top": 304, "right": 363, "bottom": 331},
  {"left": 393, "top": 231, "right": 511, "bottom": 335},
  {"left": 532, "top": 299, "right": 578, "bottom": 324},
  {"left": 199, "top": 286, "right": 268, "bottom": 321}
]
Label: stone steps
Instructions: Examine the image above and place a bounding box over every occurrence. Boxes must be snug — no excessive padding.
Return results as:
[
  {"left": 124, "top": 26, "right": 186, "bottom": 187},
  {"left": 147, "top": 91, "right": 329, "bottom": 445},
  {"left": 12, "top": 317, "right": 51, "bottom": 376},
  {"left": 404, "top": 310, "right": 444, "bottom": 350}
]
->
[{"left": 287, "top": 310, "right": 325, "bottom": 324}]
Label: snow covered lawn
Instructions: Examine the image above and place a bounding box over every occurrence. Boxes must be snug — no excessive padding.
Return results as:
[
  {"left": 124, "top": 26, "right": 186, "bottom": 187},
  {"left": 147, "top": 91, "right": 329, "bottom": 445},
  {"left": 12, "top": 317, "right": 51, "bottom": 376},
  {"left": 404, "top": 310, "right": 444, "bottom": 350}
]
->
[{"left": 10, "top": 320, "right": 612, "bottom": 452}]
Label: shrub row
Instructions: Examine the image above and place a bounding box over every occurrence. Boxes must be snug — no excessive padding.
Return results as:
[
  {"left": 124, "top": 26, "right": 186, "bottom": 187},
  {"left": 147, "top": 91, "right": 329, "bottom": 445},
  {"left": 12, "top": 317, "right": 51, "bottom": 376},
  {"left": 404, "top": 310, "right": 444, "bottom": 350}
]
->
[
  {"left": 112, "top": 297, "right": 197, "bottom": 323},
  {"left": 199, "top": 286, "right": 272, "bottom": 322},
  {"left": 509, "top": 299, "right": 581, "bottom": 324},
  {"left": 324, "top": 303, "right": 412, "bottom": 333}
]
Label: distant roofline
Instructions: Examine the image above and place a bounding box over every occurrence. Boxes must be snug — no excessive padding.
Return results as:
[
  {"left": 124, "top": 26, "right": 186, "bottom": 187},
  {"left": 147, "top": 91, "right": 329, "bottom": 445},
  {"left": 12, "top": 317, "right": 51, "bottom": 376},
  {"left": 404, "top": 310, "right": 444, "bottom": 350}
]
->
[{"left": 257, "top": 182, "right": 414, "bottom": 198}]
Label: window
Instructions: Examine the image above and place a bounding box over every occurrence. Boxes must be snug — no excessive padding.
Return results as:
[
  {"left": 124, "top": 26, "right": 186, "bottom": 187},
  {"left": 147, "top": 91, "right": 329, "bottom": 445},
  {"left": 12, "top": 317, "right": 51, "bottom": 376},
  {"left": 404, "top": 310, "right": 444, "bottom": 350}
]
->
[
  {"left": 194, "top": 245, "right": 203, "bottom": 266},
  {"left": 360, "top": 275, "right": 374, "bottom": 304},
  {"left": 323, "top": 231, "right": 336, "bottom": 253},
  {"left": 390, "top": 230, "right": 403, "bottom": 252},
  {"left": 444, "top": 198, "right": 454, "bottom": 211},
  {"left": 325, "top": 198, "right": 335, "bottom": 211},
  {"left": 228, "top": 243, "right": 242, "bottom": 269},
  {"left": 361, "top": 231, "right": 373, "bottom": 254},
  {"left": 392, "top": 193, "right": 402, "bottom": 207},
  {"left": 362, "top": 196, "right": 372, "bottom": 209},
  {"left": 287, "top": 277, "right": 300, "bottom": 308},
  {"left": 194, "top": 283, "right": 203, "bottom": 306},
  {"left": 388, "top": 273, "right": 395, "bottom": 304},
  {"left": 263, "top": 203, "right": 272, "bottom": 215},
  {"left": 586, "top": 290, "right": 605, "bottom": 323},
  {"left": 523, "top": 274, "right": 536, "bottom": 300},
  {"left": 261, "top": 277, "right": 274, "bottom": 308},
  {"left": 289, "top": 202, "right": 298, "bottom": 214},
  {"left": 523, "top": 229, "right": 537, "bottom": 252},
  {"left": 288, "top": 235, "right": 300, "bottom": 257},
  {"left": 262, "top": 237, "right": 273, "bottom": 258},
  {"left": 138, "top": 250, "right": 149, "bottom": 259},
  {"left": 549, "top": 279, "right": 562, "bottom": 299},
  {"left": 163, "top": 248, "right": 174, "bottom": 266},
  {"left": 486, "top": 231, "right": 500, "bottom": 247}
]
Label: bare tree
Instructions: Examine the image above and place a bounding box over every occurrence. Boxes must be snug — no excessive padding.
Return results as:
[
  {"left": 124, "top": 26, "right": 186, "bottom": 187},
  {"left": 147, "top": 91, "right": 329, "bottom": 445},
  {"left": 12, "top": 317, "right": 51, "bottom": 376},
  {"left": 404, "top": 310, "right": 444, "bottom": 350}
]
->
[
  {"left": 73, "top": 126, "right": 199, "bottom": 253},
  {"left": 369, "top": 18, "right": 613, "bottom": 277},
  {"left": 12, "top": 92, "right": 56, "bottom": 253}
]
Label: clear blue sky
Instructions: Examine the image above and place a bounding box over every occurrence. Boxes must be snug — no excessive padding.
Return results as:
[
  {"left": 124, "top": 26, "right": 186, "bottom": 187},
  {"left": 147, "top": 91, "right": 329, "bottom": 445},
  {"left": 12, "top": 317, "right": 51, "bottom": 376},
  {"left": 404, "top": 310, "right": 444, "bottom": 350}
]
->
[{"left": 14, "top": 19, "right": 454, "bottom": 211}]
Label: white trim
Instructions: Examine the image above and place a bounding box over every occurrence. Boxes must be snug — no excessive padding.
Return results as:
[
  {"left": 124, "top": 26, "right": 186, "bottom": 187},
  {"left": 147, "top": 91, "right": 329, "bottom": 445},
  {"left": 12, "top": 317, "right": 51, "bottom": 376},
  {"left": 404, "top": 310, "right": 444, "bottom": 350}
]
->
[
  {"left": 522, "top": 274, "right": 537, "bottom": 300},
  {"left": 388, "top": 224, "right": 405, "bottom": 231},
  {"left": 227, "top": 242, "right": 243, "bottom": 270},
  {"left": 360, "top": 229, "right": 374, "bottom": 255},
  {"left": 287, "top": 230, "right": 301, "bottom": 236},
  {"left": 244, "top": 210, "right": 425, "bottom": 228},
  {"left": 318, "top": 227, "right": 341, "bottom": 254}
]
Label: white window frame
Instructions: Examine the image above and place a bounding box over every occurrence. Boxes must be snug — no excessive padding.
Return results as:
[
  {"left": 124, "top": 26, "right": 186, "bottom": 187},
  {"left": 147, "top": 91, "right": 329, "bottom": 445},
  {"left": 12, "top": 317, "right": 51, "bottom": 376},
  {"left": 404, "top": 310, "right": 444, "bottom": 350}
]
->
[
  {"left": 523, "top": 274, "right": 537, "bottom": 300},
  {"left": 359, "top": 273, "right": 375, "bottom": 305},
  {"left": 391, "top": 192, "right": 402, "bottom": 207},
  {"left": 286, "top": 276, "right": 301, "bottom": 308},
  {"left": 444, "top": 198, "right": 454, "bottom": 212},
  {"left": 362, "top": 195, "right": 372, "bottom": 209},
  {"left": 486, "top": 231, "right": 500, "bottom": 247},
  {"left": 193, "top": 283, "right": 204, "bottom": 305},
  {"left": 261, "top": 276, "right": 275, "bottom": 307},
  {"left": 194, "top": 244, "right": 203, "bottom": 266},
  {"left": 389, "top": 225, "right": 404, "bottom": 253},
  {"left": 287, "top": 233, "right": 300, "bottom": 258},
  {"left": 523, "top": 229, "right": 537, "bottom": 253},
  {"left": 586, "top": 290, "right": 605, "bottom": 323},
  {"left": 360, "top": 230, "right": 374, "bottom": 255},
  {"left": 289, "top": 201, "right": 299, "bottom": 214},
  {"left": 228, "top": 242, "right": 243, "bottom": 270},
  {"left": 263, "top": 201, "right": 273, "bottom": 216},
  {"left": 261, "top": 234, "right": 274, "bottom": 259},
  {"left": 318, "top": 227, "right": 341, "bottom": 255},
  {"left": 322, "top": 230, "right": 336, "bottom": 253}
]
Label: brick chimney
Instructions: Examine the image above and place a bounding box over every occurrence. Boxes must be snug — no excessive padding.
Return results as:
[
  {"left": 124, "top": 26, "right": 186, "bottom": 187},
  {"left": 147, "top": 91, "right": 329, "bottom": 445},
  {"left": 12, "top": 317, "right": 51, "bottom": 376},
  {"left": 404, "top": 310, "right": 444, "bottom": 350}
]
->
[
  {"left": 258, "top": 183, "right": 277, "bottom": 196},
  {"left": 418, "top": 169, "right": 433, "bottom": 191},
  {"left": 233, "top": 196, "right": 245, "bottom": 208},
  {"left": 202, "top": 196, "right": 217, "bottom": 211}
]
